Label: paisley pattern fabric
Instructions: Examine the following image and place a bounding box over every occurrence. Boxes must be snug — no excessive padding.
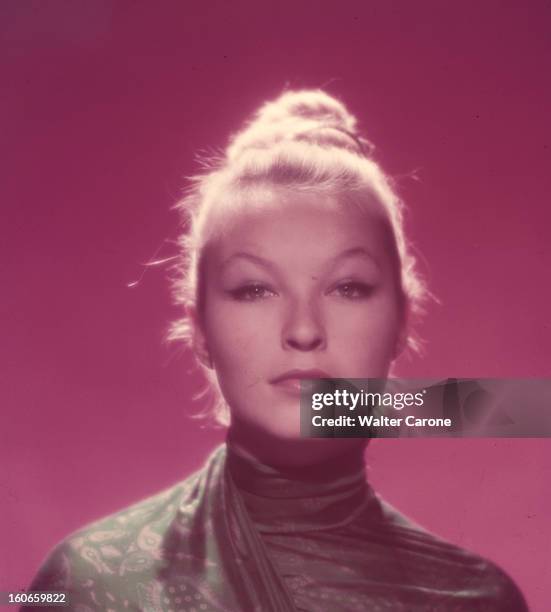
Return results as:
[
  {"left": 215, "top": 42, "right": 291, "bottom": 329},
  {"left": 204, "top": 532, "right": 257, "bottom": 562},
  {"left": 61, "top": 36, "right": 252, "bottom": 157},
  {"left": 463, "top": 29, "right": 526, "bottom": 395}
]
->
[{"left": 24, "top": 443, "right": 528, "bottom": 611}]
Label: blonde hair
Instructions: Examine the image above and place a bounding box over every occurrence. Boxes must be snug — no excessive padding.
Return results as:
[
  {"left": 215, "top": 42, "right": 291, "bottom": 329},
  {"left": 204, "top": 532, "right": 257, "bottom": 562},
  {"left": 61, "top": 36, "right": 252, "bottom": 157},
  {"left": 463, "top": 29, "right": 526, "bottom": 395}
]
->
[{"left": 168, "top": 88, "right": 427, "bottom": 424}]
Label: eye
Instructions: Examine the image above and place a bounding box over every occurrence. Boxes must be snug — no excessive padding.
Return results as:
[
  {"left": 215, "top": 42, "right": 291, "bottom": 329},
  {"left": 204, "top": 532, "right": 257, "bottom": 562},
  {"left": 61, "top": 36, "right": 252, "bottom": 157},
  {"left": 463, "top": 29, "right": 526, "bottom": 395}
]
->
[
  {"left": 330, "top": 281, "right": 374, "bottom": 300},
  {"left": 228, "top": 283, "right": 277, "bottom": 302}
]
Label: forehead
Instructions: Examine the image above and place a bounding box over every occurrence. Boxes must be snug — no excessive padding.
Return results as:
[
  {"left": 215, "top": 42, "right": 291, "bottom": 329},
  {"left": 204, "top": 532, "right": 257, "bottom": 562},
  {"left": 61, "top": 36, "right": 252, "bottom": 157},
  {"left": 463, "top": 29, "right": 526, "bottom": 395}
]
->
[{"left": 204, "top": 187, "right": 391, "bottom": 265}]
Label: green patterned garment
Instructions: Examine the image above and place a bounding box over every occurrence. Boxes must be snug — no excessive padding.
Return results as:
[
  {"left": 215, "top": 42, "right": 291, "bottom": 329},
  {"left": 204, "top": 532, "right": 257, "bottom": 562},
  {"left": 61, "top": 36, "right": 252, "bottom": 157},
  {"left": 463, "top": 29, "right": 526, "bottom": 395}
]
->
[{"left": 24, "top": 443, "right": 528, "bottom": 611}]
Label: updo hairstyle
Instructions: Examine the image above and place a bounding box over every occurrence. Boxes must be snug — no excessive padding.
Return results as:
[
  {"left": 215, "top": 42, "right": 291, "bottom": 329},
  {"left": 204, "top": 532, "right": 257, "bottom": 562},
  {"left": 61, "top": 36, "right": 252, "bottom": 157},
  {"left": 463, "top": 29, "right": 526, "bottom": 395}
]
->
[{"left": 168, "top": 88, "right": 426, "bottom": 423}]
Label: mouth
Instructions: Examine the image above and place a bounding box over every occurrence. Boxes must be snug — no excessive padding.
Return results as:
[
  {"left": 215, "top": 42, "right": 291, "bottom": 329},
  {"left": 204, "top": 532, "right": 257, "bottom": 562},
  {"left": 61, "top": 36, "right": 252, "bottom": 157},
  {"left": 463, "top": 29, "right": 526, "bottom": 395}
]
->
[{"left": 269, "top": 369, "right": 331, "bottom": 396}]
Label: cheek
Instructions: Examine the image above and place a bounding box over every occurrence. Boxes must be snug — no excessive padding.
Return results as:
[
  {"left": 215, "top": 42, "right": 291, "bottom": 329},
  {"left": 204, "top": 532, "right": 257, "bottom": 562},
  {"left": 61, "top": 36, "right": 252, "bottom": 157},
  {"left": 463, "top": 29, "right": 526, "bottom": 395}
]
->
[
  {"left": 202, "top": 301, "right": 281, "bottom": 424},
  {"left": 327, "top": 296, "right": 401, "bottom": 368},
  {"left": 203, "top": 300, "right": 277, "bottom": 371}
]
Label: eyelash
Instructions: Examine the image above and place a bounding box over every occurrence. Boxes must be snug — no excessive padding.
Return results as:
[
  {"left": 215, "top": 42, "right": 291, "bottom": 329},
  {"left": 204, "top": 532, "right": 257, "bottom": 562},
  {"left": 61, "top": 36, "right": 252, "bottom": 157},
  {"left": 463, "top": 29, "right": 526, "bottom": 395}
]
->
[
  {"left": 228, "top": 284, "right": 277, "bottom": 301},
  {"left": 332, "top": 281, "right": 374, "bottom": 300},
  {"left": 228, "top": 281, "right": 374, "bottom": 302}
]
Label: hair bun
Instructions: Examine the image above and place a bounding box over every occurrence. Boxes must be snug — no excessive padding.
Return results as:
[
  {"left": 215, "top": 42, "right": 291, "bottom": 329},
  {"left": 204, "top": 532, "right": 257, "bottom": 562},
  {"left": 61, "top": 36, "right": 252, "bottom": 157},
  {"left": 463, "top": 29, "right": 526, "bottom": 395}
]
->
[
  {"left": 255, "top": 89, "right": 357, "bottom": 131},
  {"left": 226, "top": 89, "right": 369, "bottom": 161}
]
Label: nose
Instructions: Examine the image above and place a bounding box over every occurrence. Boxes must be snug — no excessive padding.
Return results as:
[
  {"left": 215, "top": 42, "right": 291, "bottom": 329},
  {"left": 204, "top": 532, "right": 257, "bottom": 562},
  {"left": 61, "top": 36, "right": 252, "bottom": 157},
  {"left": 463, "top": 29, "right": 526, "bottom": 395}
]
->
[{"left": 282, "top": 300, "right": 326, "bottom": 352}]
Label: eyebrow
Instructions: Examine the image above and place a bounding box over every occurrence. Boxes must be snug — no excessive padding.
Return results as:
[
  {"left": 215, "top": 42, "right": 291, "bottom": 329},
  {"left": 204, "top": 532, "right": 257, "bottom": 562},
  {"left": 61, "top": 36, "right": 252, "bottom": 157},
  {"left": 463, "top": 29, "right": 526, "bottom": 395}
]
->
[
  {"left": 220, "top": 247, "right": 380, "bottom": 273},
  {"left": 332, "top": 247, "right": 380, "bottom": 269},
  {"left": 220, "top": 252, "right": 277, "bottom": 273}
]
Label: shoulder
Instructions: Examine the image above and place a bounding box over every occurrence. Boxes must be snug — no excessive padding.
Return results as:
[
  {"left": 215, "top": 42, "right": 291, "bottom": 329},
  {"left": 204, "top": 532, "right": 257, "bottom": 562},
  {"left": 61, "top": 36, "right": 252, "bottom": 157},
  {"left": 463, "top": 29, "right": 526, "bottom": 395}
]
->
[
  {"left": 25, "top": 473, "right": 202, "bottom": 610},
  {"left": 362, "top": 495, "right": 529, "bottom": 611}
]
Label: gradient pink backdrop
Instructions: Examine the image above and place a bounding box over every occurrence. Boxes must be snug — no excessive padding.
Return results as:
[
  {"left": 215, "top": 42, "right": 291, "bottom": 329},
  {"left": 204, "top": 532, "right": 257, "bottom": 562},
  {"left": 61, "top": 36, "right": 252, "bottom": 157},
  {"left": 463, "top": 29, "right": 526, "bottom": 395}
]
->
[{"left": 2, "top": 1, "right": 550, "bottom": 610}]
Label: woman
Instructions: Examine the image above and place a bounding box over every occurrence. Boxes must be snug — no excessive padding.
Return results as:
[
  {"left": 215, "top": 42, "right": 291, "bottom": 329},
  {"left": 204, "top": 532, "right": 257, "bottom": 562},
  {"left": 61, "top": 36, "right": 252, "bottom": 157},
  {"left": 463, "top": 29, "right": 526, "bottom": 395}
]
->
[{"left": 24, "top": 89, "right": 528, "bottom": 611}]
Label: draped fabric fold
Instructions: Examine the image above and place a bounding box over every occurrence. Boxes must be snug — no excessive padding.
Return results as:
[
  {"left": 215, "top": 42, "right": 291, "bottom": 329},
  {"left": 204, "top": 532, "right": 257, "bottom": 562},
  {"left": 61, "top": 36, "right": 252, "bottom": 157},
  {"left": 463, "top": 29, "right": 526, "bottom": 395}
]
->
[
  {"left": 159, "top": 444, "right": 298, "bottom": 611},
  {"left": 23, "top": 445, "right": 298, "bottom": 611},
  {"left": 24, "top": 443, "right": 528, "bottom": 611}
]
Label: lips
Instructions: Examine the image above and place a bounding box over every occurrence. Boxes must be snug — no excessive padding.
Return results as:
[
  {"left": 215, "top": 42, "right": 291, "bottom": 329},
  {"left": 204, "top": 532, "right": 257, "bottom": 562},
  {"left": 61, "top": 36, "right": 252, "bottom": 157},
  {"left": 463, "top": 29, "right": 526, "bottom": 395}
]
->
[{"left": 269, "top": 369, "right": 331, "bottom": 396}]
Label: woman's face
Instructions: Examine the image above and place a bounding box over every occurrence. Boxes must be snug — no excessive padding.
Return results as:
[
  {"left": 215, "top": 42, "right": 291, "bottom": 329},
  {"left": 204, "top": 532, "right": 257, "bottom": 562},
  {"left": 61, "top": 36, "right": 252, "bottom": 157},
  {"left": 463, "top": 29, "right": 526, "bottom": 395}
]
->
[{"left": 193, "top": 188, "right": 405, "bottom": 449}]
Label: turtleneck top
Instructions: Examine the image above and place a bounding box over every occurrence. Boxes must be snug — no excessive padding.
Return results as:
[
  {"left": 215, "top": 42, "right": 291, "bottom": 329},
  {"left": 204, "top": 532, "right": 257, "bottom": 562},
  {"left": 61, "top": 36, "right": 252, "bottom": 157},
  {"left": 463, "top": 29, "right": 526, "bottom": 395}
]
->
[
  {"left": 23, "top": 442, "right": 528, "bottom": 611},
  {"left": 226, "top": 443, "right": 528, "bottom": 611},
  {"left": 227, "top": 442, "right": 371, "bottom": 534}
]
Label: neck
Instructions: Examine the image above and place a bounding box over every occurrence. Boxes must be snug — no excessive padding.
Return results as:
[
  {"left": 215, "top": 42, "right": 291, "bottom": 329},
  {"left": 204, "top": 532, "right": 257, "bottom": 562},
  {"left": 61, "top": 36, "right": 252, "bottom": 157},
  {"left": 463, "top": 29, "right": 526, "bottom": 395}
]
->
[
  {"left": 225, "top": 431, "right": 372, "bottom": 532},
  {"left": 226, "top": 422, "right": 368, "bottom": 470}
]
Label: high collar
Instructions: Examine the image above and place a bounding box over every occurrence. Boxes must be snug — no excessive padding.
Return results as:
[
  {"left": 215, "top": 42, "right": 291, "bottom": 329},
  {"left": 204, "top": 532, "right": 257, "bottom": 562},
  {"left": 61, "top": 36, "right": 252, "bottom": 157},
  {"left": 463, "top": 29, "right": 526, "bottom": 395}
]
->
[{"left": 225, "top": 441, "right": 373, "bottom": 534}]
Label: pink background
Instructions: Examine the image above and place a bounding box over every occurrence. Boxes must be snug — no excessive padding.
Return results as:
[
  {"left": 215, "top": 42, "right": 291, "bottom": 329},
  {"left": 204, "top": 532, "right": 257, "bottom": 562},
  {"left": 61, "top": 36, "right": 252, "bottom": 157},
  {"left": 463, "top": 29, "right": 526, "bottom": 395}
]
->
[{"left": 2, "top": 1, "right": 550, "bottom": 609}]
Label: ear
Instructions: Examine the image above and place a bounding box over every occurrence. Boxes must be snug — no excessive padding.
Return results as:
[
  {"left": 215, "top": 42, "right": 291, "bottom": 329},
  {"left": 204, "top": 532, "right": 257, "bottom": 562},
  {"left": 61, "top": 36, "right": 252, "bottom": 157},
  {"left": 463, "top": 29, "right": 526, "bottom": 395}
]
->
[{"left": 187, "top": 305, "right": 213, "bottom": 369}]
